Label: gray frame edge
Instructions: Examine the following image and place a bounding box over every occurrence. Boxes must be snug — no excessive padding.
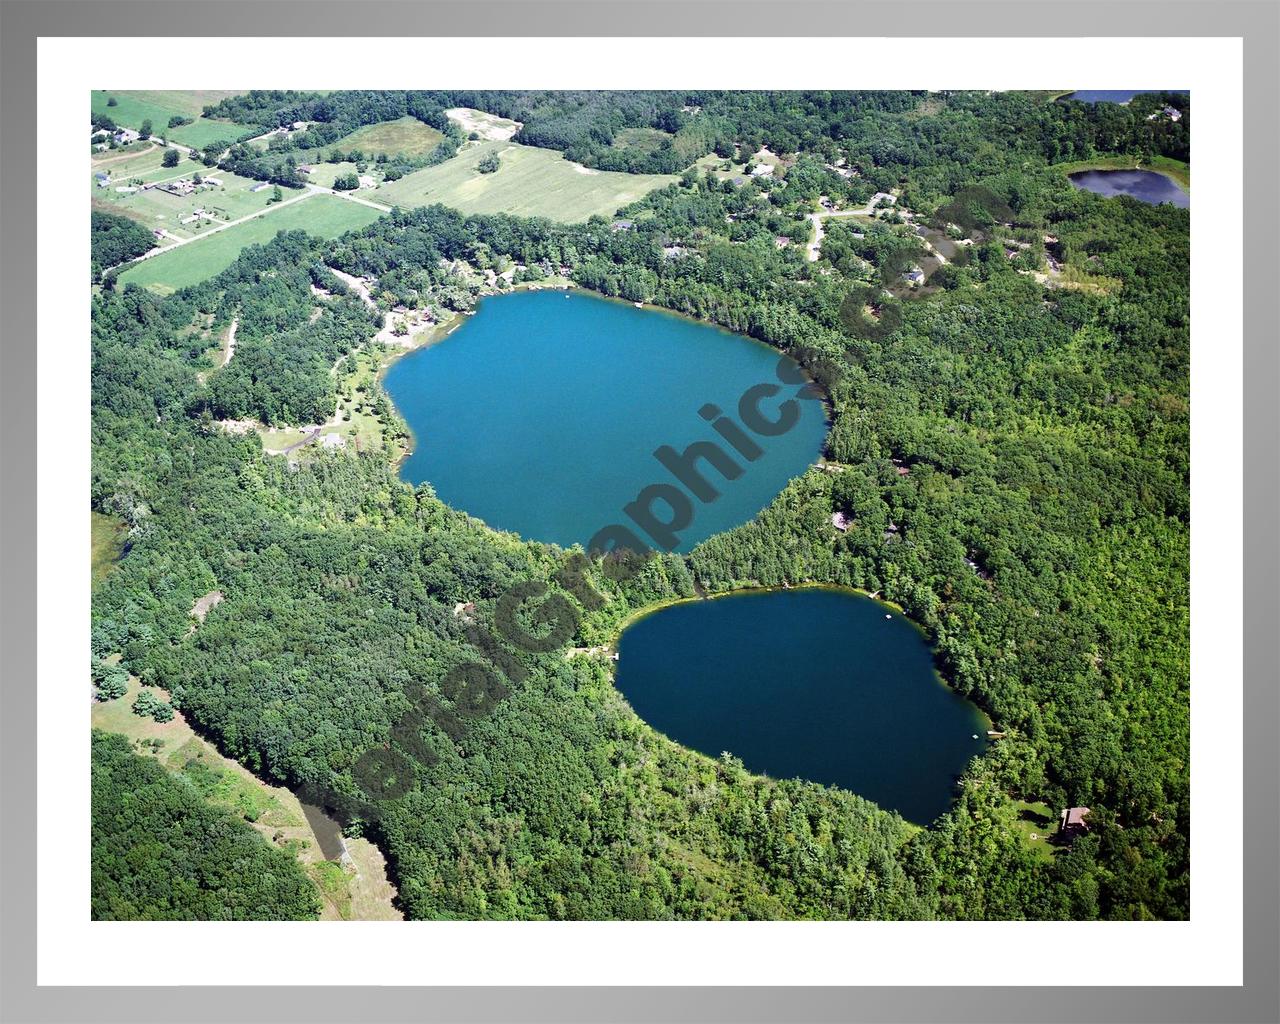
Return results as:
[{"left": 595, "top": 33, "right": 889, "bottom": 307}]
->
[{"left": 0, "top": 1, "right": 1275, "bottom": 1022}]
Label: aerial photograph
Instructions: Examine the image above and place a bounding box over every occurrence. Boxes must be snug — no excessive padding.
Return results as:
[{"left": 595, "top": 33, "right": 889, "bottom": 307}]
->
[{"left": 88, "top": 88, "right": 1190, "bottom": 922}]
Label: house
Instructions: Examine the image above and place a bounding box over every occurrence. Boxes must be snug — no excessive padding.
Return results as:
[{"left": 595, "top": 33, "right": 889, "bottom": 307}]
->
[
  {"left": 94, "top": 172, "right": 110, "bottom": 188},
  {"left": 750, "top": 163, "right": 774, "bottom": 177},
  {"left": 320, "top": 433, "right": 346, "bottom": 451},
  {"left": 113, "top": 127, "right": 140, "bottom": 145},
  {"left": 905, "top": 268, "right": 925, "bottom": 284},
  {"left": 1146, "top": 106, "right": 1183, "bottom": 122},
  {"left": 452, "top": 601, "right": 476, "bottom": 624},
  {"left": 883, "top": 521, "right": 901, "bottom": 542},
  {"left": 202, "top": 176, "right": 222, "bottom": 187},
  {"left": 152, "top": 229, "right": 165, "bottom": 239},
  {"left": 1059, "top": 807, "right": 1092, "bottom": 843},
  {"left": 831, "top": 511, "right": 851, "bottom": 532},
  {"left": 296, "top": 165, "right": 315, "bottom": 176},
  {"left": 774, "top": 236, "right": 791, "bottom": 249},
  {"left": 871, "top": 191, "right": 897, "bottom": 207},
  {"left": 291, "top": 120, "right": 309, "bottom": 130},
  {"left": 610, "top": 220, "right": 634, "bottom": 232},
  {"left": 250, "top": 181, "right": 272, "bottom": 192}
]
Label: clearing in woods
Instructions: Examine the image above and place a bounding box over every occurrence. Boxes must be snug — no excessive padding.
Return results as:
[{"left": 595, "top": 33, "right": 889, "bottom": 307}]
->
[
  {"left": 116, "top": 193, "right": 384, "bottom": 294},
  {"left": 91, "top": 671, "right": 402, "bottom": 920},
  {"left": 376, "top": 139, "right": 677, "bottom": 222},
  {"left": 91, "top": 512, "right": 127, "bottom": 587}
]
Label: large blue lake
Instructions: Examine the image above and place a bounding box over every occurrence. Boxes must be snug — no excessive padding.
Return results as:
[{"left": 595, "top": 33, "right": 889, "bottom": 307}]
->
[
  {"left": 615, "top": 588, "right": 990, "bottom": 824},
  {"left": 384, "top": 291, "right": 829, "bottom": 553}
]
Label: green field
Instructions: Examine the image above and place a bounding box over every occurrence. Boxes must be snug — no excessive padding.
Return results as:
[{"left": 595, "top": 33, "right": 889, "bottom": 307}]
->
[
  {"left": 92, "top": 90, "right": 259, "bottom": 150},
  {"left": 326, "top": 116, "right": 445, "bottom": 158},
  {"left": 117, "top": 193, "right": 385, "bottom": 294},
  {"left": 376, "top": 140, "right": 677, "bottom": 222}
]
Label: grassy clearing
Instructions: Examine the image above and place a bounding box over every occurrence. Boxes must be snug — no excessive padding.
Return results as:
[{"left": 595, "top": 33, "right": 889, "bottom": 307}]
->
[
  {"left": 91, "top": 512, "right": 126, "bottom": 587},
  {"left": 325, "top": 116, "right": 444, "bottom": 158},
  {"left": 377, "top": 140, "right": 677, "bottom": 222},
  {"left": 92, "top": 90, "right": 258, "bottom": 149},
  {"left": 1053, "top": 154, "right": 1190, "bottom": 190},
  {"left": 117, "top": 193, "right": 384, "bottom": 294},
  {"left": 1008, "top": 800, "right": 1058, "bottom": 863},
  {"left": 91, "top": 672, "right": 402, "bottom": 920}
]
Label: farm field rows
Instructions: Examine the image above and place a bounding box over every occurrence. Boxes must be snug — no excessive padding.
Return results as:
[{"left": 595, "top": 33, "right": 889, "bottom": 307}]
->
[
  {"left": 116, "top": 193, "right": 385, "bottom": 293},
  {"left": 92, "top": 90, "right": 261, "bottom": 149},
  {"left": 376, "top": 140, "right": 677, "bottom": 222}
]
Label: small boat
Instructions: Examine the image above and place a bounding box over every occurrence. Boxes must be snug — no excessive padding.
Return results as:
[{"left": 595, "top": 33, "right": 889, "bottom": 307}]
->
[
  {"left": 885, "top": 613, "right": 891, "bottom": 619},
  {"left": 971, "top": 734, "right": 979, "bottom": 740},
  {"left": 634, "top": 302, "right": 643, "bottom": 308}
]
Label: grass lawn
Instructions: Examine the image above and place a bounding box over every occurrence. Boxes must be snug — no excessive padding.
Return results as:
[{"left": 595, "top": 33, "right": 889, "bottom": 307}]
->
[
  {"left": 302, "top": 160, "right": 362, "bottom": 189},
  {"left": 92, "top": 90, "right": 259, "bottom": 150},
  {"left": 325, "top": 116, "right": 444, "bottom": 159},
  {"left": 376, "top": 140, "right": 677, "bottom": 222},
  {"left": 1008, "top": 799, "right": 1059, "bottom": 863},
  {"left": 91, "top": 512, "right": 126, "bottom": 587},
  {"left": 1052, "top": 153, "right": 1190, "bottom": 190},
  {"left": 117, "top": 193, "right": 385, "bottom": 294}
]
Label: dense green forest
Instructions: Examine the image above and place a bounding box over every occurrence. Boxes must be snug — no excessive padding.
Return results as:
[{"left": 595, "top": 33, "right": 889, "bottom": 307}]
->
[
  {"left": 92, "top": 89, "right": 1189, "bottom": 920},
  {"left": 201, "top": 88, "right": 1189, "bottom": 177},
  {"left": 92, "top": 731, "right": 319, "bottom": 920},
  {"left": 91, "top": 211, "right": 156, "bottom": 282}
]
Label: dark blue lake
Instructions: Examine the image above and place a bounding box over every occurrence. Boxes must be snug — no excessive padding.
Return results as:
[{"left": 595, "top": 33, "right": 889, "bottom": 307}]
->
[
  {"left": 384, "top": 291, "right": 828, "bottom": 553},
  {"left": 1064, "top": 89, "right": 1188, "bottom": 103},
  {"left": 614, "top": 588, "right": 991, "bottom": 824},
  {"left": 1069, "top": 169, "right": 1189, "bottom": 208}
]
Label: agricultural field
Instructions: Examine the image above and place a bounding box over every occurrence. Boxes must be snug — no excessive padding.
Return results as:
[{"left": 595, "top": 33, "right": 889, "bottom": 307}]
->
[
  {"left": 376, "top": 140, "right": 677, "bottom": 222},
  {"left": 325, "top": 115, "right": 445, "bottom": 158},
  {"left": 117, "top": 193, "right": 384, "bottom": 294},
  {"left": 92, "top": 90, "right": 261, "bottom": 149}
]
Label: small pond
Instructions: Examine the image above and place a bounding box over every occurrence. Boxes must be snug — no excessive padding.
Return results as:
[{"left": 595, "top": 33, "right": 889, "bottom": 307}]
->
[
  {"left": 1063, "top": 89, "right": 1188, "bottom": 104},
  {"left": 1068, "top": 169, "right": 1189, "bottom": 208}
]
